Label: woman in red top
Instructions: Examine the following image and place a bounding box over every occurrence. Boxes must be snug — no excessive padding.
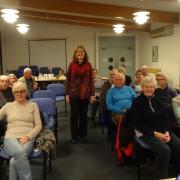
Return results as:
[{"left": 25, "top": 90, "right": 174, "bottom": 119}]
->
[{"left": 66, "top": 45, "right": 95, "bottom": 144}]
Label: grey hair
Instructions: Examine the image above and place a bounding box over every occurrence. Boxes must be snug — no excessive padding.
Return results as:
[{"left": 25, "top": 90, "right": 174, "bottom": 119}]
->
[
  {"left": 140, "top": 76, "right": 157, "bottom": 88},
  {"left": 12, "top": 81, "right": 27, "bottom": 93},
  {"left": 155, "top": 72, "right": 167, "bottom": 81},
  {"left": 24, "top": 67, "right": 32, "bottom": 73},
  {"left": 9, "top": 73, "right": 17, "bottom": 80}
]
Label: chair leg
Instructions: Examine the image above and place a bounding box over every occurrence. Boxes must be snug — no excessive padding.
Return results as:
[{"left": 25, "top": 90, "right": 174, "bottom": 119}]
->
[
  {"left": 43, "top": 152, "right": 47, "bottom": 180},
  {"left": 135, "top": 144, "right": 141, "bottom": 180},
  {"left": 49, "top": 158, "right": 52, "bottom": 172},
  {"left": 64, "top": 99, "right": 67, "bottom": 116}
]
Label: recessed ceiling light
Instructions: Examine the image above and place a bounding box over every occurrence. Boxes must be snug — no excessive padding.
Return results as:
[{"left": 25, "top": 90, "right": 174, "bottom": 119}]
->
[
  {"left": 16, "top": 24, "right": 30, "bottom": 34},
  {"left": 1, "top": 9, "right": 19, "bottom": 23}
]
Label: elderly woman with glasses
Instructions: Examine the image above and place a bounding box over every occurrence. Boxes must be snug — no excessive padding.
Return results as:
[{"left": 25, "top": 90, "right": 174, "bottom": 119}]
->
[
  {"left": 0, "top": 81, "right": 42, "bottom": 180},
  {"left": 131, "top": 76, "right": 180, "bottom": 179},
  {"left": 155, "top": 72, "right": 177, "bottom": 127}
]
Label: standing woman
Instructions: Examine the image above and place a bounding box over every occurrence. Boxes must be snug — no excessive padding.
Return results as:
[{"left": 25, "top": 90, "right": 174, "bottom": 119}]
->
[
  {"left": 1, "top": 81, "right": 42, "bottom": 180},
  {"left": 66, "top": 45, "right": 95, "bottom": 144}
]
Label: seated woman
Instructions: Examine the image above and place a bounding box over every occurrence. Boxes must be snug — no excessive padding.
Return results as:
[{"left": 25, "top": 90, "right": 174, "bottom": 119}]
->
[
  {"left": 90, "top": 68, "right": 104, "bottom": 127},
  {"left": 155, "top": 72, "right": 177, "bottom": 127},
  {"left": 106, "top": 73, "right": 136, "bottom": 162},
  {"left": 131, "top": 76, "right": 180, "bottom": 179},
  {"left": 106, "top": 72, "right": 136, "bottom": 116},
  {"left": 0, "top": 81, "right": 42, "bottom": 180},
  {"left": 9, "top": 73, "right": 17, "bottom": 88},
  {"left": 131, "top": 69, "right": 144, "bottom": 96}
]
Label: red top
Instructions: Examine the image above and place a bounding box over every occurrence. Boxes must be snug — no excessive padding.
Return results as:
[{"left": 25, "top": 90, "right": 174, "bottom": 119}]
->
[{"left": 66, "top": 61, "right": 95, "bottom": 99}]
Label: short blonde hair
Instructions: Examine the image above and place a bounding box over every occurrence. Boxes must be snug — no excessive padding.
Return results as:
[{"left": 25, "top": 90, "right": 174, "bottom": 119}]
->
[
  {"left": 155, "top": 72, "right": 167, "bottom": 81},
  {"left": 140, "top": 76, "right": 157, "bottom": 88},
  {"left": 118, "top": 66, "right": 126, "bottom": 74},
  {"left": 12, "top": 81, "right": 27, "bottom": 93}
]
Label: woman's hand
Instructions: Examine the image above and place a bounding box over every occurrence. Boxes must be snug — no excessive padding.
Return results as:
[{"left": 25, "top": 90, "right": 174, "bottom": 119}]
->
[
  {"left": 66, "top": 95, "right": 70, "bottom": 103},
  {"left": 19, "top": 136, "right": 30, "bottom": 144},
  {"left": 154, "top": 131, "right": 170, "bottom": 143},
  {"left": 89, "top": 96, "right": 96, "bottom": 104}
]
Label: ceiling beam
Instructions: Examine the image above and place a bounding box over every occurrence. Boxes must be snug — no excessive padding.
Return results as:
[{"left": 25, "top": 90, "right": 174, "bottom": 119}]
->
[
  {"left": 0, "top": 0, "right": 178, "bottom": 24},
  {"left": 20, "top": 9, "right": 150, "bottom": 31}
]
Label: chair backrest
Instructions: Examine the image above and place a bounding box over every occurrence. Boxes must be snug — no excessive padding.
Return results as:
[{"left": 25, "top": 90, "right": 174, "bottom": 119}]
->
[
  {"left": 31, "top": 98, "right": 56, "bottom": 116},
  {"left": 33, "top": 90, "right": 56, "bottom": 103},
  {"left": 39, "top": 67, "right": 50, "bottom": 75},
  {"left": 17, "top": 65, "right": 28, "bottom": 78},
  {"left": 51, "top": 67, "right": 61, "bottom": 76},
  {"left": 47, "top": 83, "right": 65, "bottom": 96},
  {"left": 29, "top": 65, "right": 39, "bottom": 76}
]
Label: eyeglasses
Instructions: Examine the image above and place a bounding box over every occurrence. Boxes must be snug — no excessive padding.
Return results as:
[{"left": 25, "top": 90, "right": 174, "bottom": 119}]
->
[
  {"left": 14, "top": 90, "right": 26, "bottom": 94},
  {"left": 156, "top": 78, "right": 165, "bottom": 81}
]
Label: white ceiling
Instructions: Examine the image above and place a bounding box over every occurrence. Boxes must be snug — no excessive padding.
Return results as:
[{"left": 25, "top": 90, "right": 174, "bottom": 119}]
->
[{"left": 77, "top": 0, "right": 180, "bottom": 12}]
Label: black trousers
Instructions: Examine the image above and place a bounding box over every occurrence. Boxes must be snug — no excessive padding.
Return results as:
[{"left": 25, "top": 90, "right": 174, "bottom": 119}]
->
[
  {"left": 140, "top": 132, "right": 180, "bottom": 179},
  {"left": 70, "top": 96, "right": 89, "bottom": 140}
]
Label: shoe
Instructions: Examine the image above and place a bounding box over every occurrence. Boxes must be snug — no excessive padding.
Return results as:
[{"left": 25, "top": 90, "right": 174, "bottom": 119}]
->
[{"left": 71, "top": 139, "right": 77, "bottom": 144}]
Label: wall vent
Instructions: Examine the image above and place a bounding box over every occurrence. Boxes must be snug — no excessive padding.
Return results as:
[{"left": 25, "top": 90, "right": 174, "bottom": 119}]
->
[{"left": 150, "top": 25, "right": 173, "bottom": 38}]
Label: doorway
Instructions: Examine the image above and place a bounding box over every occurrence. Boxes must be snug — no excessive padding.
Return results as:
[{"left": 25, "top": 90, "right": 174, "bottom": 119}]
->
[{"left": 97, "top": 35, "right": 135, "bottom": 78}]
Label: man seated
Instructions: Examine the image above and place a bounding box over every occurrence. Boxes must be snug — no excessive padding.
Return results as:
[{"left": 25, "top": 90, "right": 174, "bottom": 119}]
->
[
  {"left": 18, "top": 68, "right": 38, "bottom": 98},
  {"left": 0, "top": 75, "right": 14, "bottom": 136}
]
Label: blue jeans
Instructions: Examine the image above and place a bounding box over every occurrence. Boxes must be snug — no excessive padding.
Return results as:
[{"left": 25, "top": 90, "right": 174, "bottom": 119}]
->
[{"left": 4, "top": 138, "right": 35, "bottom": 180}]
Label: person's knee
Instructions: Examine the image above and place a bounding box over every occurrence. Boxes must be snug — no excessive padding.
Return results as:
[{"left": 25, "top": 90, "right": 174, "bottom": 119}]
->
[
  {"left": 159, "top": 145, "right": 171, "bottom": 159},
  {"left": 13, "top": 152, "right": 27, "bottom": 160}
]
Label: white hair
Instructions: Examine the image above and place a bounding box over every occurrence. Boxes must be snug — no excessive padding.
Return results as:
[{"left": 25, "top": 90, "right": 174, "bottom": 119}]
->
[
  {"left": 24, "top": 68, "right": 32, "bottom": 73},
  {"left": 12, "top": 81, "right": 27, "bottom": 93},
  {"left": 140, "top": 76, "right": 157, "bottom": 88},
  {"left": 155, "top": 72, "right": 167, "bottom": 81}
]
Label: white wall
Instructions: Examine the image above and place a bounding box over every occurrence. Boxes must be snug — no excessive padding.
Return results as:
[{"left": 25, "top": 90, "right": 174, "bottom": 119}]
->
[
  {"left": 138, "top": 24, "right": 180, "bottom": 88},
  {"left": 0, "top": 19, "right": 110, "bottom": 73}
]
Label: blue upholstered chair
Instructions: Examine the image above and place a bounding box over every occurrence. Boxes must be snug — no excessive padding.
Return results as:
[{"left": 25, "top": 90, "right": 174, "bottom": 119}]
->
[
  {"left": 17, "top": 65, "right": 28, "bottom": 78},
  {"left": 29, "top": 65, "right": 39, "bottom": 76},
  {"left": 51, "top": 67, "right": 61, "bottom": 76},
  {"left": 31, "top": 98, "right": 57, "bottom": 140},
  {"left": 33, "top": 90, "right": 58, "bottom": 141},
  {"left": 47, "top": 83, "right": 67, "bottom": 115},
  {"left": 0, "top": 134, "right": 51, "bottom": 180},
  {"left": 39, "top": 67, "right": 50, "bottom": 75}
]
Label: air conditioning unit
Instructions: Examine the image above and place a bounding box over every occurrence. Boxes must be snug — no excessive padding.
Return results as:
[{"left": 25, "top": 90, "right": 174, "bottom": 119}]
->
[{"left": 150, "top": 25, "right": 173, "bottom": 38}]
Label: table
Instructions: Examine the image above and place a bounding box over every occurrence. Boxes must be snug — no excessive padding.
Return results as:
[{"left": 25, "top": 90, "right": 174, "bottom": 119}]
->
[{"left": 35, "top": 76, "right": 67, "bottom": 89}]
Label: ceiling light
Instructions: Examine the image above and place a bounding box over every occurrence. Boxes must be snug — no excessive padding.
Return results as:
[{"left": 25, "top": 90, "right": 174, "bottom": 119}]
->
[
  {"left": 1, "top": 9, "right": 19, "bottom": 23},
  {"left": 133, "top": 11, "right": 150, "bottom": 25},
  {"left": 16, "top": 24, "right": 30, "bottom": 34},
  {"left": 113, "top": 24, "right": 125, "bottom": 34}
]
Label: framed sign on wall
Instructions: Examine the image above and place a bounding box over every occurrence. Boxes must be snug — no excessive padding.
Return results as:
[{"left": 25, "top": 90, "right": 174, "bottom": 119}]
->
[{"left": 152, "top": 46, "right": 158, "bottom": 62}]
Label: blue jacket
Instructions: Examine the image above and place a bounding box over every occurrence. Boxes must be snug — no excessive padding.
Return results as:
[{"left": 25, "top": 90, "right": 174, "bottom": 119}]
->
[{"left": 106, "top": 86, "right": 136, "bottom": 114}]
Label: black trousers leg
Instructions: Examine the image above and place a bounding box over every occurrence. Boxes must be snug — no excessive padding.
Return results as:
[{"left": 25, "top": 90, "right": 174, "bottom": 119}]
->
[
  {"left": 140, "top": 135, "right": 171, "bottom": 179},
  {"left": 79, "top": 98, "right": 89, "bottom": 138},
  {"left": 70, "top": 96, "right": 80, "bottom": 140}
]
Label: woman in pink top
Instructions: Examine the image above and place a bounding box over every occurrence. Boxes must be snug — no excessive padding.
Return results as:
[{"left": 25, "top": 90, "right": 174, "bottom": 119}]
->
[{"left": 0, "top": 81, "right": 42, "bottom": 180}]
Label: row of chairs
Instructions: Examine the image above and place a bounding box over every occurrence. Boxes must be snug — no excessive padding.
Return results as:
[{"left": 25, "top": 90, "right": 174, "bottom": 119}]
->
[{"left": 9, "top": 66, "right": 62, "bottom": 78}]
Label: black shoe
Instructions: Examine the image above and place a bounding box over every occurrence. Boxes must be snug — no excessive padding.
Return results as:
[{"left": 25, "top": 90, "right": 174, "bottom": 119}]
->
[{"left": 71, "top": 139, "right": 77, "bottom": 144}]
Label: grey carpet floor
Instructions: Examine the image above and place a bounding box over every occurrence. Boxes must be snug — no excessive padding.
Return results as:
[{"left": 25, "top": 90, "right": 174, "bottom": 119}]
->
[{"left": 31, "top": 103, "right": 152, "bottom": 180}]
